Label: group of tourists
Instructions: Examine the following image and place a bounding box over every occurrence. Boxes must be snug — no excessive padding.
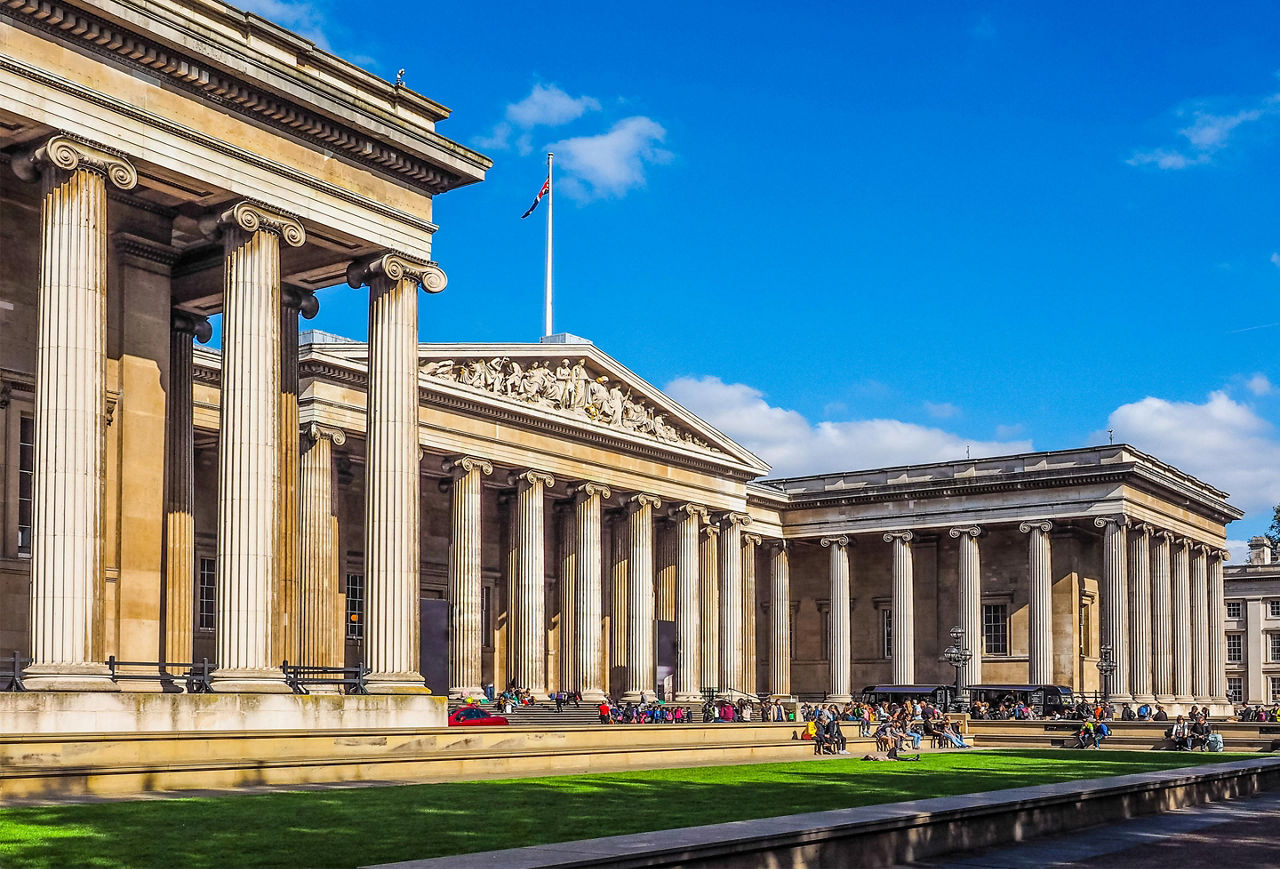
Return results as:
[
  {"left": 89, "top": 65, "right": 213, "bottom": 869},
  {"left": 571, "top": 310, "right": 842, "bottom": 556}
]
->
[
  {"left": 595, "top": 699, "right": 695, "bottom": 725},
  {"left": 1236, "top": 704, "right": 1280, "bottom": 722},
  {"left": 796, "top": 698, "right": 972, "bottom": 758}
]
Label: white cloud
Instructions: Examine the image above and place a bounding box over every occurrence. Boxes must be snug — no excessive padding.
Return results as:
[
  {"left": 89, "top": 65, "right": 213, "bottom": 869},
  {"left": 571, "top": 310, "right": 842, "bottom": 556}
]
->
[
  {"left": 507, "top": 84, "right": 601, "bottom": 128},
  {"left": 1128, "top": 96, "right": 1276, "bottom": 170},
  {"left": 1270, "top": 252, "right": 1280, "bottom": 268},
  {"left": 1247, "top": 373, "right": 1274, "bottom": 396},
  {"left": 1226, "top": 539, "right": 1251, "bottom": 564},
  {"left": 995, "top": 423, "right": 1026, "bottom": 439},
  {"left": 923, "top": 401, "right": 960, "bottom": 419},
  {"left": 551, "top": 117, "right": 672, "bottom": 200},
  {"left": 1098, "top": 389, "right": 1280, "bottom": 521},
  {"left": 664, "top": 376, "right": 1032, "bottom": 477},
  {"left": 234, "top": 0, "right": 331, "bottom": 49}
]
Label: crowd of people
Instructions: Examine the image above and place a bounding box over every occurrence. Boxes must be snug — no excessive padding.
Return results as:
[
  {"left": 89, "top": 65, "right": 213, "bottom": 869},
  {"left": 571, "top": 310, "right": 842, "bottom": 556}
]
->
[
  {"left": 796, "top": 699, "right": 972, "bottom": 758},
  {"left": 1236, "top": 704, "right": 1280, "bottom": 722}
]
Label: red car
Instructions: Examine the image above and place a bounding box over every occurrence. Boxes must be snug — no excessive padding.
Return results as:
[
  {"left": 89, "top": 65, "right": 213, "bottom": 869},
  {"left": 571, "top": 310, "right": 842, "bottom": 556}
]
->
[{"left": 448, "top": 706, "right": 509, "bottom": 727}]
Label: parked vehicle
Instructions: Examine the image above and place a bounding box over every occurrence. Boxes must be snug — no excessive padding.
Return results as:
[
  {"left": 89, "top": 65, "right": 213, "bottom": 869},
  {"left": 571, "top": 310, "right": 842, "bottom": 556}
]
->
[
  {"left": 967, "top": 684, "right": 1074, "bottom": 716},
  {"left": 860, "top": 684, "right": 954, "bottom": 709},
  {"left": 448, "top": 706, "right": 509, "bottom": 726}
]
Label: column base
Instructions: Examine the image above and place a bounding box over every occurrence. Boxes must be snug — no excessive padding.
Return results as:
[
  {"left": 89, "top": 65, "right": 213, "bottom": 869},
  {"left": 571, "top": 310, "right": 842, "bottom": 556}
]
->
[
  {"left": 673, "top": 692, "right": 704, "bottom": 705},
  {"left": 211, "top": 668, "right": 293, "bottom": 694},
  {"left": 448, "top": 686, "right": 485, "bottom": 702},
  {"left": 1107, "top": 692, "right": 1134, "bottom": 706},
  {"left": 366, "top": 672, "right": 431, "bottom": 695},
  {"left": 22, "top": 662, "right": 119, "bottom": 693},
  {"left": 826, "top": 693, "right": 852, "bottom": 705},
  {"left": 1131, "top": 692, "right": 1156, "bottom": 705},
  {"left": 578, "top": 689, "right": 609, "bottom": 704},
  {"left": 620, "top": 690, "right": 656, "bottom": 704}
]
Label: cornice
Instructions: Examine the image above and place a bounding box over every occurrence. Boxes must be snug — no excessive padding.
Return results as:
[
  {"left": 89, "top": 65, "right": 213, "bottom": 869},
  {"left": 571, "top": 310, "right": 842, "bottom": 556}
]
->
[{"left": 0, "top": 0, "right": 478, "bottom": 194}]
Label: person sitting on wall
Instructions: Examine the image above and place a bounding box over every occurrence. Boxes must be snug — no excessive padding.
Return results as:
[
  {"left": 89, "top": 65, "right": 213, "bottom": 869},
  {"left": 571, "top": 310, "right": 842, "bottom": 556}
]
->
[
  {"left": 1190, "top": 716, "right": 1211, "bottom": 751},
  {"left": 1075, "top": 719, "right": 1096, "bottom": 748},
  {"left": 1093, "top": 718, "right": 1110, "bottom": 749},
  {"left": 1153, "top": 705, "right": 1169, "bottom": 722},
  {"left": 1169, "top": 715, "right": 1193, "bottom": 750}
]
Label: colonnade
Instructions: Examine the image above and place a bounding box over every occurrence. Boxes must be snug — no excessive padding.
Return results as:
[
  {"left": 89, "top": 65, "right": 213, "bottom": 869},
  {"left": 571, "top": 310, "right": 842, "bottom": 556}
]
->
[{"left": 17, "top": 132, "right": 447, "bottom": 692}]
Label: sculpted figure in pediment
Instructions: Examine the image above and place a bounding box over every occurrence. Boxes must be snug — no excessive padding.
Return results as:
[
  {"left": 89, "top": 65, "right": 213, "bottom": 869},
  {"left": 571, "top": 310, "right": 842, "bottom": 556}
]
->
[
  {"left": 504, "top": 360, "right": 524, "bottom": 397},
  {"left": 421, "top": 359, "right": 456, "bottom": 380},
  {"left": 571, "top": 359, "right": 590, "bottom": 409}
]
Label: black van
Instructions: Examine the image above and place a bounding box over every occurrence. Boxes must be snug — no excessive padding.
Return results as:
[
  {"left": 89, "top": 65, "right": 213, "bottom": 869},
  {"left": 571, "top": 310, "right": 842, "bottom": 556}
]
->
[
  {"left": 860, "top": 684, "right": 954, "bottom": 709},
  {"left": 967, "top": 684, "right": 1074, "bottom": 715}
]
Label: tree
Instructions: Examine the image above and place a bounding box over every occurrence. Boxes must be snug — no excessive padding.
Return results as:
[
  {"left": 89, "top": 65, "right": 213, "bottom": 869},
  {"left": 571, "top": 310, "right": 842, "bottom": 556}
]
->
[{"left": 1267, "top": 504, "right": 1280, "bottom": 550}]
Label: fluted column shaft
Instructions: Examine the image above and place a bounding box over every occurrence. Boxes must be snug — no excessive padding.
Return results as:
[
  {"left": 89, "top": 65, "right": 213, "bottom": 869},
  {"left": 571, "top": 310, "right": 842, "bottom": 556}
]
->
[
  {"left": 699, "top": 523, "right": 720, "bottom": 691},
  {"left": 741, "top": 534, "right": 760, "bottom": 695},
  {"left": 300, "top": 424, "right": 344, "bottom": 671},
  {"left": 446, "top": 457, "right": 492, "bottom": 698},
  {"left": 768, "top": 542, "right": 791, "bottom": 697},
  {"left": 23, "top": 137, "right": 136, "bottom": 690},
  {"left": 950, "top": 527, "right": 982, "bottom": 687},
  {"left": 717, "top": 514, "right": 747, "bottom": 696},
  {"left": 674, "top": 505, "right": 705, "bottom": 702},
  {"left": 1150, "top": 532, "right": 1174, "bottom": 701},
  {"left": 1020, "top": 521, "right": 1054, "bottom": 685},
  {"left": 163, "top": 312, "right": 209, "bottom": 669},
  {"left": 822, "top": 536, "right": 851, "bottom": 703},
  {"left": 1096, "top": 517, "right": 1132, "bottom": 702},
  {"left": 1190, "top": 545, "right": 1210, "bottom": 703},
  {"left": 214, "top": 203, "right": 304, "bottom": 692},
  {"left": 624, "top": 494, "right": 660, "bottom": 701},
  {"left": 511, "top": 470, "right": 554, "bottom": 694},
  {"left": 1128, "top": 526, "right": 1155, "bottom": 703},
  {"left": 558, "top": 502, "right": 576, "bottom": 694},
  {"left": 885, "top": 531, "right": 915, "bottom": 684},
  {"left": 1208, "top": 551, "right": 1228, "bottom": 704},
  {"left": 1171, "top": 540, "right": 1193, "bottom": 703},
  {"left": 575, "top": 484, "right": 610, "bottom": 702}
]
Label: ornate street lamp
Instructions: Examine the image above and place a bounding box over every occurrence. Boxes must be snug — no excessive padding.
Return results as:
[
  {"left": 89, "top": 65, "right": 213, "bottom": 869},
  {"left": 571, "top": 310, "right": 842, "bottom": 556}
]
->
[
  {"left": 1096, "top": 643, "right": 1117, "bottom": 706},
  {"left": 943, "top": 625, "right": 973, "bottom": 711}
]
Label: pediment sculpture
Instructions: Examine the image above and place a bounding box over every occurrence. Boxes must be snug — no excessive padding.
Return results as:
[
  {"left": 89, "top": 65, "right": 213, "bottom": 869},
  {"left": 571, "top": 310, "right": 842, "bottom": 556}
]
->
[{"left": 421, "top": 356, "right": 717, "bottom": 453}]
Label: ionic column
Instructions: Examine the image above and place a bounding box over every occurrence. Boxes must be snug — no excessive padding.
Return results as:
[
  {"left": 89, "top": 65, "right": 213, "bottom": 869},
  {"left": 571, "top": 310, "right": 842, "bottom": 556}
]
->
[
  {"left": 623, "top": 493, "right": 661, "bottom": 701},
  {"left": 821, "top": 536, "right": 851, "bottom": 703},
  {"left": 1190, "top": 544, "right": 1210, "bottom": 703},
  {"left": 558, "top": 500, "right": 576, "bottom": 695},
  {"left": 300, "top": 424, "right": 345, "bottom": 671},
  {"left": 509, "top": 469, "right": 555, "bottom": 695},
  {"left": 445, "top": 456, "right": 493, "bottom": 699},
  {"left": 1171, "top": 538, "right": 1194, "bottom": 704},
  {"left": 656, "top": 520, "right": 677, "bottom": 623},
  {"left": 699, "top": 521, "right": 720, "bottom": 692},
  {"left": 275, "top": 287, "right": 318, "bottom": 668},
  {"left": 212, "top": 202, "right": 305, "bottom": 692},
  {"left": 717, "top": 512, "right": 748, "bottom": 697},
  {"left": 15, "top": 135, "right": 136, "bottom": 690},
  {"left": 1150, "top": 530, "right": 1175, "bottom": 702},
  {"left": 574, "top": 483, "right": 611, "bottom": 702},
  {"left": 347, "top": 253, "right": 446, "bottom": 693},
  {"left": 949, "top": 526, "right": 982, "bottom": 687},
  {"left": 884, "top": 531, "right": 915, "bottom": 684},
  {"left": 1128, "top": 524, "right": 1155, "bottom": 703},
  {"left": 742, "top": 533, "right": 761, "bottom": 695},
  {"left": 674, "top": 504, "right": 706, "bottom": 702},
  {"left": 768, "top": 541, "right": 791, "bottom": 697},
  {"left": 1208, "top": 550, "right": 1228, "bottom": 706},
  {"left": 1095, "top": 516, "right": 1132, "bottom": 703},
  {"left": 163, "top": 311, "right": 211, "bottom": 669},
  {"left": 1019, "top": 520, "right": 1054, "bottom": 685}
]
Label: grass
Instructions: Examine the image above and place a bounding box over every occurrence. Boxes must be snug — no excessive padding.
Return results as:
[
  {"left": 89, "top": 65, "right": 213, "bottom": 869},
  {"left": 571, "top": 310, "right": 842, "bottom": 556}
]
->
[{"left": 0, "top": 749, "right": 1250, "bottom": 868}]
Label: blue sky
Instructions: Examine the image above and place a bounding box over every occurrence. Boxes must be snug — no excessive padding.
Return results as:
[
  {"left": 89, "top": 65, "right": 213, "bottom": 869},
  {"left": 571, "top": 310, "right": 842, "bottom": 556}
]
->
[{"left": 239, "top": 1, "right": 1280, "bottom": 550}]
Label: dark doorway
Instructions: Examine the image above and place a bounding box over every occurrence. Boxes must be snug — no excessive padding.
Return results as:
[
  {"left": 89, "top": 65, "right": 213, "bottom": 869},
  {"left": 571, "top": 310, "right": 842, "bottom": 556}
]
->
[
  {"left": 657, "top": 619, "right": 676, "bottom": 700},
  {"left": 420, "top": 598, "right": 448, "bottom": 694}
]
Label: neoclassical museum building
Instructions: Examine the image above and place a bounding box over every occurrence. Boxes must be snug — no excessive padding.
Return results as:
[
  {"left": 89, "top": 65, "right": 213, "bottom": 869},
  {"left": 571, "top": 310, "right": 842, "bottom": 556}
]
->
[{"left": 0, "top": 0, "right": 1244, "bottom": 729}]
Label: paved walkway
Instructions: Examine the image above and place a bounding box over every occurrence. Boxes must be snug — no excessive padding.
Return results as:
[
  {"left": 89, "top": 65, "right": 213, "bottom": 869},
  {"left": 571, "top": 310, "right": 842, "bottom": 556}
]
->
[{"left": 903, "top": 789, "right": 1280, "bottom": 868}]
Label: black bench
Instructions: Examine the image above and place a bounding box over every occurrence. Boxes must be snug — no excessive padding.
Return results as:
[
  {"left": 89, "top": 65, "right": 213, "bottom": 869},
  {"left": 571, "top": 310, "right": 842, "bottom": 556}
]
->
[
  {"left": 0, "top": 651, "right": 29, "bottom": 692},
  {"left": 281, "top": 661, "right": 369, "bottom": 695},
  {"left": 106, "top": 656, "right": 213, "bottom": 693}
]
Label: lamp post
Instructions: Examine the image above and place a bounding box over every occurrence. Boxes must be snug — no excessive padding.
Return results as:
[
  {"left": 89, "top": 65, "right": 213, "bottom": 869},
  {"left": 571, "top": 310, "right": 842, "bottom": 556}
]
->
[
  {"left": 943, "top": 625, "right": 973, "bottom": 712},
  {"left": 1097, "top": 643, "right": 1117, "bottom": 707}
]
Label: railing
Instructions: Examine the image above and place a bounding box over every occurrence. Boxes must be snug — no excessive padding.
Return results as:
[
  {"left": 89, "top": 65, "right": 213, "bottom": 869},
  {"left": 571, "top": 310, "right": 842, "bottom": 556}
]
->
[
  {"left": 281, "top": 661, "right": 369, "bottom": 695},
  {"left": 0, "top": 651, "right": 29, "bottom": 692},
  {"left": 106, "top": 656, "right": 213, "bottom": 693}
]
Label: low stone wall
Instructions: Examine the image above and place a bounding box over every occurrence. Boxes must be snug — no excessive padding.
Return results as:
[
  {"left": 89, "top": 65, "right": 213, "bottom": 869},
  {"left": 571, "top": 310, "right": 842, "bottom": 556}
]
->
[
  {"left": 967, "top": 719, "right": 1280, "bottom": 751},
  {"left": 0, "top": 691, "right": 447, "bottom": 733},
  {"left": 374, "top": 757, "right": 1280, "bottom": 868}
]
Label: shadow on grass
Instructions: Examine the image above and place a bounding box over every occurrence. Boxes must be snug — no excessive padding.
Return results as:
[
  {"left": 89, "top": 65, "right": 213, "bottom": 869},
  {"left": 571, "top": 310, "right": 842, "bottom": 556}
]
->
[{"left": 0, "top": 749, "right": 1248, "bottom": 868}]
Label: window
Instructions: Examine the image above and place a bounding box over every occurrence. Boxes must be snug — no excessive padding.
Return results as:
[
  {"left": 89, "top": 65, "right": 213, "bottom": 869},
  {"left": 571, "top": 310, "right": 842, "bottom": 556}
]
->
[
  {"left": 17, "top": 415, "right": 34, "bottom": 557},
  {"left": 197, "top": 557, "right": 216, "bottom": 631},
  {"left": 982, "top": 604, "right": 1009, "bottom": 656},
  {"left": 1226, "top": 601, "right": 1242, "bottom": 620},
  {"left": 1271, "top": 677, "right": 1280, "bottom": 704},
  {"left": 1271, "top": 600, "right": 1280, "bottom": 619},
  {"left": 1227, "top": 677, "right": 1243, "bottom": 705},
  {"left": 882, "top": 608, "right": 892, "bottom": 659},
  {"left": 346, "top": 574, "right": 364, "bottom": 640},
  {"left": 1226, "top": 633, "right": 1243, "bottom": 664},
  {"left": 1271, "top": 633, "right": 1280, "bottom": 664}
]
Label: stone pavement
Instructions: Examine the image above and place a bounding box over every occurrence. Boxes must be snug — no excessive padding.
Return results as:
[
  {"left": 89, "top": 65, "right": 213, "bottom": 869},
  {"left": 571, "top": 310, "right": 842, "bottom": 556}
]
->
[{"left": 902, "top": 789, "right": 1280, "bottom": 868}]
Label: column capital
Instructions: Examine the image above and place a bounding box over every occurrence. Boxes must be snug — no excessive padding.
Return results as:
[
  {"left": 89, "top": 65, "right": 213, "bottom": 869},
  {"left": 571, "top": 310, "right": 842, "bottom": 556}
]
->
[
  {"left": 282, "top": 285, "right": 320, "bottom": 319},
  {"left": 172, "top": 309, "right": 213, "bottom": 343},
  {"left": 703, "top": 520, "right": 721, "bottom": 538},
  {"left": 629, "top": 492, "right": 662, "bottom": 511},
  {"left": 715, "top": 511, "right": 751, "bottom": 528},
  {"left": 820, "top": 535, "right": 849, "bottom": 548},
  {"left": 443, "top": 455, "right": 493, "bottom": 478},
  {"left": 676, "top": 502, "right": 708, "bottom": 521},
  {"left": 1019, "top": 520, "right": 1053, "bottom": 534},
  {"left": 13, "top": 133, "right": 137, "bottom": 190},
  {"left": 574, "top": 481, "right": 611, "bottom": 501},
  {"left": 508, "top": 468, "right": 555, "bottom": 489},
  {"left": 883, "top": 530, "right": 914, "bottom": 543},
  {"left": 1094, "top": 515, "right": 1130, "bottom": 530},
  {"left": 743, "top": 533, "right": 763, "bottom": 547},
  {"left": 347, "top": 252, "right": 446, "bottom": 293},
  {"left": 304, "top": 422, "right": 347, "bottom": 447},
  {"left": 948, "top": 525, "right": 982, "bottom": 539},
  {"left": 1129, "top": 521, "right": 1155, "bottom": 535},
  {"left": 207, "top": 201, "right": 306, "bottom": 247},
  {"left": 1152, "top": 528, "right": 1175, "bottom": 542}
]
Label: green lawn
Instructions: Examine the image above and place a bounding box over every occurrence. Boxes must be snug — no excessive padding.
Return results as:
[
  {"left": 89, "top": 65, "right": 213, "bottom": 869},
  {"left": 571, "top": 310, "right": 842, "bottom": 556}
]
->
[{"left": 0, "top": 749, "right": 1248, "bottom": 868}]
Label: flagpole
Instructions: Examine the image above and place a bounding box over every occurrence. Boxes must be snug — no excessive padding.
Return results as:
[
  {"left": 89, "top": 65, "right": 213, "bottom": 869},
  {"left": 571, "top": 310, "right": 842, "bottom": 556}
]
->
[{"left": 544, "top": 151, "right": 553, "bottom": 338}]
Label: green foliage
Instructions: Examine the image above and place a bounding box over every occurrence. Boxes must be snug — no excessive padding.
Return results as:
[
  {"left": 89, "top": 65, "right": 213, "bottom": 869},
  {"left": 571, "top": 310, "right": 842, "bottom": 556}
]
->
[
  {"left": 1267, "top": 504, "right": 1280, "bottom": 548},
  {"left": 0, "top": 750, "right": 1245, "bottom": 868}
]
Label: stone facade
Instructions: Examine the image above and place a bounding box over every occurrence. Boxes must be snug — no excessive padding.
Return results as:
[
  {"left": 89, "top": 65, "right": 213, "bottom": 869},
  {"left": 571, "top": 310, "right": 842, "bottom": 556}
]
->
[
  {"left": 1223, "top": 538, "right": 1280, "bottom": 706},
  {"left": 0, "top": 0, "right": 1246, "bottom": 729}
]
